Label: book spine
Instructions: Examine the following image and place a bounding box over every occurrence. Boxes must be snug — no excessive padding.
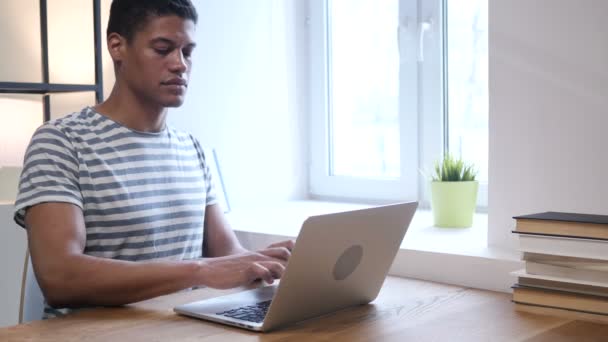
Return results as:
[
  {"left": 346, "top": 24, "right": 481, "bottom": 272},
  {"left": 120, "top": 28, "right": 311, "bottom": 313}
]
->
[
  {"left": 518, "top": 235, "right": 608, "bottom": 261},
  {"left": 526, "top": 262, "right": 608, "bottom": 284}
]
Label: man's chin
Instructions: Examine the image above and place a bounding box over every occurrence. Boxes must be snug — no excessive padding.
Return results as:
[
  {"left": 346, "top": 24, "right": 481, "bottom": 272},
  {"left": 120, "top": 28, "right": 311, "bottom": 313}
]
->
[{"left": 162, "top": 97, "right": 186, "bottom": 108}]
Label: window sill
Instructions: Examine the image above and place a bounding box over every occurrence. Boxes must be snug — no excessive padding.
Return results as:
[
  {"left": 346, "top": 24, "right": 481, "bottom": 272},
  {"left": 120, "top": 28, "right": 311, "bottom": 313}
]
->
[{"left": 227, "top": 200, "right": 522, "bottom": 293}]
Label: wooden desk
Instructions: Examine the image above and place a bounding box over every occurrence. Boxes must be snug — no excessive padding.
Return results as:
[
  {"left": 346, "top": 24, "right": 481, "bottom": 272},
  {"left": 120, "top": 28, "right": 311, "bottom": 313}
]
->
[{"left": 1, "top": 276, "right": 608, "bottom": 341}]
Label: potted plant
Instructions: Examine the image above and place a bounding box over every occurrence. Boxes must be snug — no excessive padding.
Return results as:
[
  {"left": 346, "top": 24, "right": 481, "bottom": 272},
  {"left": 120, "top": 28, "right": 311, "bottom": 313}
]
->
[{"left": 429, "top": 154, "right": 478, "bottom": 227}]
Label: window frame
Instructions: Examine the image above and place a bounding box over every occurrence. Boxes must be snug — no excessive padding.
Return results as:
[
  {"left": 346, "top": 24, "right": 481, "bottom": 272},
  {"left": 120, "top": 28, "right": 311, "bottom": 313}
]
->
[
  {"left": 440, "top": 0, "right": 489, "bottom": 208},
  {"left": 309, "top": 0, "right": 421, "bottom": 203},
  {"left": 309, "top": 0, "right": 487, "bottom": 209}
]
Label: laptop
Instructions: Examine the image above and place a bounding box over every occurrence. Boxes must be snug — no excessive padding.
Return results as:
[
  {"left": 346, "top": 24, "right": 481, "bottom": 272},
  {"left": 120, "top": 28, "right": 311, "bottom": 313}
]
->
[{"left": 174, "top": 201, "right": 418, "bottom": 332}]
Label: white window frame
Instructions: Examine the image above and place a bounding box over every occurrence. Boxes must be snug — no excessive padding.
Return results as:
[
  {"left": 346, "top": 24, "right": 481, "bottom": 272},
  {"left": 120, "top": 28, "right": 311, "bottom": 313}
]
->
[
  {"left": 438, "top": 0, "right": 488, "bottom": 208},
  {"left": 309, "top": 0, "right": 487, "bottom": 209},
  {"left": 417, "top": 0, "right": 445, "bottom": 207}
]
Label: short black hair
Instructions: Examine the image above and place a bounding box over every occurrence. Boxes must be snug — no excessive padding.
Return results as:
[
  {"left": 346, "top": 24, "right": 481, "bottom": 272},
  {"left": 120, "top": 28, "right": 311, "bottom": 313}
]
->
[{"left": 107, "top": 0, "right": 198, "bottom": 42}]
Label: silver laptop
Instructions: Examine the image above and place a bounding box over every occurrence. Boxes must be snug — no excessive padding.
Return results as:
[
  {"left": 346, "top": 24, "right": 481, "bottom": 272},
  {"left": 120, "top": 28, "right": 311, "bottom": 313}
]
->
[{"left": 174, "top": 201, "right": 418, "bottom": 332}]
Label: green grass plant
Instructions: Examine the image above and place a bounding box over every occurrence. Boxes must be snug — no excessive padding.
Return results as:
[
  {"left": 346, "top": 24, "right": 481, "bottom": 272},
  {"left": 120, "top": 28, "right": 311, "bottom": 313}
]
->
[{"left": 432, "top": 154, "right": 477, "bottom": 182}]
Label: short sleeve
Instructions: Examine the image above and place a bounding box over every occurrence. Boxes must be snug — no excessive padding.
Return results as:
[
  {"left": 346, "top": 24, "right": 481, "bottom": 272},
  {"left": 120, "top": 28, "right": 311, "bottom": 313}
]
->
[
  {"left": 14, "top": 124, "right": 83, "bottom": 228},
  {"left": 190, "top": 136, "right": 218, "bottom": 207}
]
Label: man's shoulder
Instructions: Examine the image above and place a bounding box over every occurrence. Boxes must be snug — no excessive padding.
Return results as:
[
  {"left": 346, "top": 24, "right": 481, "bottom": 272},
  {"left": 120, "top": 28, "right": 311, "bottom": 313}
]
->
[
  {"left": 166, "top": 125, "right": 198, "bottom": 144},
  {"left": 29, "top": 108, "right": 92, "bottom": 142},
  {"left": 49, "top": 107, "right": 100, "bottom": 131},
  {"left": 33, "top": 107, "right": 99, "bottom": 139}
]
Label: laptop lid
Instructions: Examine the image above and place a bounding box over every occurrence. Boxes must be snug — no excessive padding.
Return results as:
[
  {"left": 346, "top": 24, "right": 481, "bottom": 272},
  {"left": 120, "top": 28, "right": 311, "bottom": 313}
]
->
[{"left": 260, "top": 201, "right": 417, "bottom": 331}]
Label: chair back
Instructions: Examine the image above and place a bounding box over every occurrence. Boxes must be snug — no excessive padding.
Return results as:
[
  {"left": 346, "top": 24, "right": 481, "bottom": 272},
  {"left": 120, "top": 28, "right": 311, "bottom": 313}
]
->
[{"left": 19, "top": 250, "right": 44, "bottom": 323}]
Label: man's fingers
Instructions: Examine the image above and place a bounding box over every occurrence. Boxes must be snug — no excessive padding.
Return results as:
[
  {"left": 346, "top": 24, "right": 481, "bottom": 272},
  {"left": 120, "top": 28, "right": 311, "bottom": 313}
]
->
[
  {"left": 247, "top": 261, "right": 286, "bottom": 285},
  {"left": 267, "top": 239, "right": 295, "bottom": 252},
  {"left": 258, "top": 247, "right": 290, "bottom": 262},
  {"left": 248, "top": 262, "right": 274, "bottom": 284},
  {"left": 260, "top": 261, "right": 285, "bottom": 280}
]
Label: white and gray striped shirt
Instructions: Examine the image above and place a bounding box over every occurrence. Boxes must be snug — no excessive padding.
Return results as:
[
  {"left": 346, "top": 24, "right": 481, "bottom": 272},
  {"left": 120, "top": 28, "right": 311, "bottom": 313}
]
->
[{"left": 14, "top": 107, "right": 216, "bottom": 318}]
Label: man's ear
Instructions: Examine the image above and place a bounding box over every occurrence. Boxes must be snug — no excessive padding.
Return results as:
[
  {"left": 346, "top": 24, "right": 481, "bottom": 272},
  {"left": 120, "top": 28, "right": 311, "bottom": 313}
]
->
[{"left": 107, "top": 32, "right": 126, "bottom": 64}]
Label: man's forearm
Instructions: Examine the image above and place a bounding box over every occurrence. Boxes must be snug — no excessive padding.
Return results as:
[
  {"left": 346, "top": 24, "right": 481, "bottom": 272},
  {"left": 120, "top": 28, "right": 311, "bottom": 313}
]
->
[
  {"left": 203, "top": 204, "right": 248, "bottom": 257},
  {"left": 40, "top": 254, "right": 201, "bottom": 308}
]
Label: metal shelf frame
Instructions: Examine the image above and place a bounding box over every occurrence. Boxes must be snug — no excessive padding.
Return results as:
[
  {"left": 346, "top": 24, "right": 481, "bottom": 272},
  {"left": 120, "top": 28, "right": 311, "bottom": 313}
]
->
[{"left": 0, "top": 0, "right": 104, "bottom": 122}]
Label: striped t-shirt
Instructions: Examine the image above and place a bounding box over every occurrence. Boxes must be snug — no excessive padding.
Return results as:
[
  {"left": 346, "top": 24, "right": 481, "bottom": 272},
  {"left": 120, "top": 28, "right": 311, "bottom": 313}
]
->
[{"left": 14, "top": 107, "right": 216, "bottom": 318}]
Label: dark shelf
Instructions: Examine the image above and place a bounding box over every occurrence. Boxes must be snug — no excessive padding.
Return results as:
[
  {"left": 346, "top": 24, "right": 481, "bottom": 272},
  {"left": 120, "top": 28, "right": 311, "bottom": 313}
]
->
[
  {"left": 0, "top": 0, "right": 103, "bottom": 121},
  {"left": 0, "top": 82, "right": 98, "bottom": 94}
]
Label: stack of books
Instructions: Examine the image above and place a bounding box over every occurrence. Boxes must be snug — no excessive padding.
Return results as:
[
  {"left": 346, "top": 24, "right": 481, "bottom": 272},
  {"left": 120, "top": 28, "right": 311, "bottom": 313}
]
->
[{"left": 511, "top": 211, "right": 608, "bottom": 323}]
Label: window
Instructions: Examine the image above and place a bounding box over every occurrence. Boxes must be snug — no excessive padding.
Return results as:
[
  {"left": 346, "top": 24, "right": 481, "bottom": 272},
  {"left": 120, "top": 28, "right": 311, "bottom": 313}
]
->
[
  {"left": 445, "top": 0, "right": 488, "bottom": 206},
  {"left": 309, "top": 0, "right": 488, "bottom": 207}
]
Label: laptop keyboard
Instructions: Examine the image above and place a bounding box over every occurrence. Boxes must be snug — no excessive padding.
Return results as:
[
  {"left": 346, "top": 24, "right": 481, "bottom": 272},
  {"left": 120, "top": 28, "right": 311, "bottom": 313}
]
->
[{"left": 216, "top": 300, "right": 272, "bottom": 323}]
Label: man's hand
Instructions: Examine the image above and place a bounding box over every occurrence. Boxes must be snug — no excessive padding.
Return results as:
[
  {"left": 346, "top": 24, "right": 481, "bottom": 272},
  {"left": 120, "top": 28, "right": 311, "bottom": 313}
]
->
[
  {"left": 265, "top": 240, "right": 295, "bottom": 253},
  {"left": 198, "top": 240, "right": 296, "bottom": 289}
]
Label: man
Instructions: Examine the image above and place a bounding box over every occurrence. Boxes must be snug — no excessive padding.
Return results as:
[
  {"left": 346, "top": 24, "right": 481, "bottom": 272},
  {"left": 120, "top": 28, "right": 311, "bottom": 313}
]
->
[{"left": 14, "top": 0, "right": 293, "bottom": 318}]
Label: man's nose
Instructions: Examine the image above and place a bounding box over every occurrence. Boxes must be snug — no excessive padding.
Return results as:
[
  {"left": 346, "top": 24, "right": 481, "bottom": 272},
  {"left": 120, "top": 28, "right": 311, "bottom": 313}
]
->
[{"left": 169, "top": 50, "right": 188, "bottom": 73}]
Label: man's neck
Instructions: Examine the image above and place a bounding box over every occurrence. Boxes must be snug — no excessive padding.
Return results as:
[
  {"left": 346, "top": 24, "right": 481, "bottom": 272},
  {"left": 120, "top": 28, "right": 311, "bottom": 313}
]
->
[{"left": 94, "top": 85, "right": 168, "bottom": 133}]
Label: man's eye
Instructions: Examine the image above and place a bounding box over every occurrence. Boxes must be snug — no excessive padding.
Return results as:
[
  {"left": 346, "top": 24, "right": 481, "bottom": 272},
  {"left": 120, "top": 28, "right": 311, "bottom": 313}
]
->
[{"left": 154, "top": 48, "right": 170, "bottom": 55}]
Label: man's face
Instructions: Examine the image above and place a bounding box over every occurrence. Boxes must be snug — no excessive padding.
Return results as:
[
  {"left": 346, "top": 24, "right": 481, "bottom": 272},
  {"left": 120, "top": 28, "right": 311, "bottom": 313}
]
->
[{"left": 119, "top": 15, "right": 196, "bottom": 108}]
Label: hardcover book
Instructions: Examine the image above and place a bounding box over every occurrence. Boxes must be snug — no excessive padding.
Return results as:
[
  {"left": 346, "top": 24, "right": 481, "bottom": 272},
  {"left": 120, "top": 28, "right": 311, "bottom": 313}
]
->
[
  {"left": 518, "top": 234, "right": 608, "bottom": 261},
  {"left": 513, "top": 212, "right": 608, "bottom": 240},
  {"left": 512, "top": 284, "right": 608, "bottom": 315}
]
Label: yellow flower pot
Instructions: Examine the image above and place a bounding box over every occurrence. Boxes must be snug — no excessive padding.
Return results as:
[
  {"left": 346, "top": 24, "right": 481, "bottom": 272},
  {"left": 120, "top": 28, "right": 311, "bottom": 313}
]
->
[{"left": 430, "top": 181, "right": 479, "bottom": 228}]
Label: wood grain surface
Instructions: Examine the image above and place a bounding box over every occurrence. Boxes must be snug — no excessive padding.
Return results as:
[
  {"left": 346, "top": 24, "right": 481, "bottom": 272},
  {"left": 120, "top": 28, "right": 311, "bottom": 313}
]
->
[{"left": 1, "top": 276, "right": 607, "bottom": 341}]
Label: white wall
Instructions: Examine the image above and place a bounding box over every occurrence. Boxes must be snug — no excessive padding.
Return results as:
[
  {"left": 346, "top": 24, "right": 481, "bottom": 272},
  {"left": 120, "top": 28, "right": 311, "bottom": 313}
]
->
[
  {"left": 169, "top": 0, "right": 310, "bottom": 210},
  {"left": 0, "top": 204, "right": 27, "bottom": 327},
  {"left": 489, "top": 0, "right": 608, "bottom": 250}
]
